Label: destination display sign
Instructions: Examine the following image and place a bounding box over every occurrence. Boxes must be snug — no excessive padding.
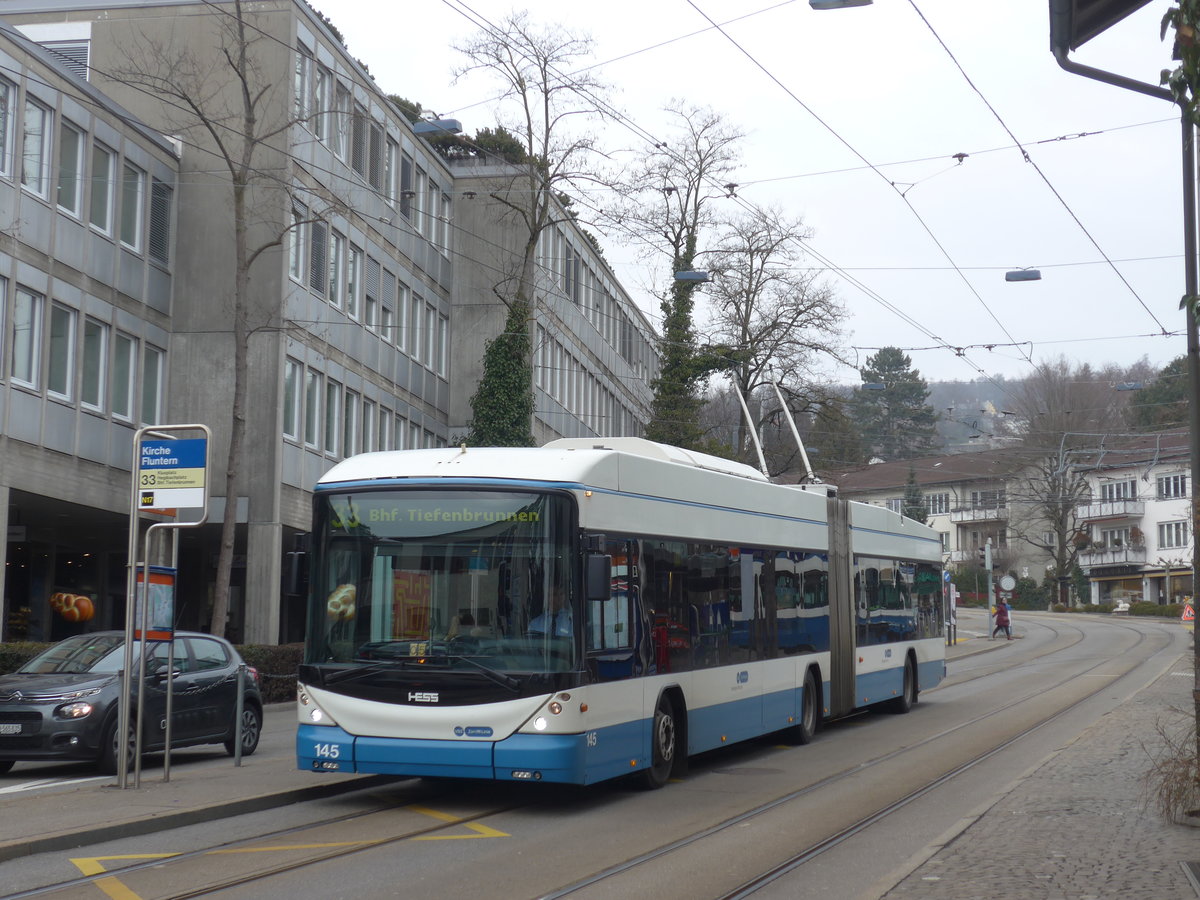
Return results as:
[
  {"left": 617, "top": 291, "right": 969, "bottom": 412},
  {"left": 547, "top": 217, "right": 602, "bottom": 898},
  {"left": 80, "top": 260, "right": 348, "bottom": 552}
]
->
[{"left": 138, "top": 438, "right": 207, "bottom": 510}]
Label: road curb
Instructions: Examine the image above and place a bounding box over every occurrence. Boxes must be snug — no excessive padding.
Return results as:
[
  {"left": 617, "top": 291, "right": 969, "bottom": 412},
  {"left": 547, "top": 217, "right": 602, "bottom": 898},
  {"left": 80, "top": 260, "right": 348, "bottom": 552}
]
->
[{"left": 0, "top": 774, "right": 395, "bottom": 863}]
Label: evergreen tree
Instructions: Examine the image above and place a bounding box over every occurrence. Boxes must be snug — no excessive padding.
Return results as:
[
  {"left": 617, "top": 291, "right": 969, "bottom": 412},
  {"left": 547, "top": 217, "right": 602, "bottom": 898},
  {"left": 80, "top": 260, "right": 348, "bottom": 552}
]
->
[
  {"left": 852, "top": 347, "right": 939, "bottom": 461},
  {"left": 1127, "top": 355, "right": 1189, "bottom": 431},
  {"left": 902, "top": 467, "right": 928, "bottom": 523},
  {"left": 465, "top": 301, "right": 535, "bottom": 447}
]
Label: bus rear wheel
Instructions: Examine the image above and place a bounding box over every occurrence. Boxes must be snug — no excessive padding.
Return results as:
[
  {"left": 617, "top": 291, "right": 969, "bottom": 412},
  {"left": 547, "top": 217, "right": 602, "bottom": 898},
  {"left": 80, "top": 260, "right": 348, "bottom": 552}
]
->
[
  {"left": 783, "top": 671, "right": 820, "bottom": 745},
  {"left": 887, "top": 659, "right": 916, "bottom": 714},
  {"left": 640, "top": 694, "right": 676, "bottom": 790}
]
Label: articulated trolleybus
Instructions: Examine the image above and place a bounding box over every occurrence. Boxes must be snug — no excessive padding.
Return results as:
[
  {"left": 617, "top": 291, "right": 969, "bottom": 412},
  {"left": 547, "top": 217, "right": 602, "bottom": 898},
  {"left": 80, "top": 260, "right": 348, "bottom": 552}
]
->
[{"left": 297, "top": 438, "right": 945, "bottom": 788}]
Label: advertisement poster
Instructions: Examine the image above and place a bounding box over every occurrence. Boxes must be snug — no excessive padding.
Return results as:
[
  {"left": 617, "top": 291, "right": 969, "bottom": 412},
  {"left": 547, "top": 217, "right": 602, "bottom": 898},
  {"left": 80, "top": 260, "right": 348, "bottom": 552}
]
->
[{"left": 135, "top": 566, "right": 175, "bottom": 641}]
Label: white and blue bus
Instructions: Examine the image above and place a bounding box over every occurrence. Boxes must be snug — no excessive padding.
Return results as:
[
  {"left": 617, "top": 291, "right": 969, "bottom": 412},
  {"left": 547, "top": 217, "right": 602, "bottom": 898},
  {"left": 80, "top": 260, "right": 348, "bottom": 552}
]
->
[{"left": 296, "top": 438, "right": 946, "bottom": 788}]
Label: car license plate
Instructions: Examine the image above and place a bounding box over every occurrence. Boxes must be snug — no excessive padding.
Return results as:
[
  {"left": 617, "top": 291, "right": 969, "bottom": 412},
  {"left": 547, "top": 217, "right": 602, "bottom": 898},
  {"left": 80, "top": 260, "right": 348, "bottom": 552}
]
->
[{"left": 0, "top": 723, "right": 21, "bottom": 735}]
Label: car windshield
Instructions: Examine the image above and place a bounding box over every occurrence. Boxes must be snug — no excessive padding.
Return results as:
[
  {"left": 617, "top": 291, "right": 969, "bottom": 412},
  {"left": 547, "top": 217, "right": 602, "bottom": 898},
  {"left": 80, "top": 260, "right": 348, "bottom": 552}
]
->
[{"left": 17, "top": 636, "right": 173, "bottom": 675}]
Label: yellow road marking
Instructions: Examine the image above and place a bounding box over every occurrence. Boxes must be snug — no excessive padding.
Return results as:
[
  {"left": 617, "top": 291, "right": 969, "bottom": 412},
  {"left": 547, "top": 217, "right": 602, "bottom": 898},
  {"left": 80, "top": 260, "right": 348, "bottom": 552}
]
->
[{"left": 67, "top": 806, "right": 508, "bottom": 897}]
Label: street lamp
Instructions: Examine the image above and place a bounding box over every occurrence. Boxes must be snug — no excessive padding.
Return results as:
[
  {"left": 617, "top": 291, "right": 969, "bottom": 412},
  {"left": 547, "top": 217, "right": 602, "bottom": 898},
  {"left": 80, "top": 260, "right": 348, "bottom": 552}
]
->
[{"left": 1004, "top": 268, "right": 1042, "bottom": 282}]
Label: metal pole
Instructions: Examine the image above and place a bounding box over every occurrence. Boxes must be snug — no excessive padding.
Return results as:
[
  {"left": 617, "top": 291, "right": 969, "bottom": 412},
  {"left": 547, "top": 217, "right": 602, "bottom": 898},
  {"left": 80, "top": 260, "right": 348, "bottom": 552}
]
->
[
  {"left": 986, "top": 539, "right": 995, "bottom": 640},
  {"left": 234, "top": 664, "right": 246, "bottom": 767},
  {"left": 1182, "top": 116, "right": 1200, "bottom": 761}
]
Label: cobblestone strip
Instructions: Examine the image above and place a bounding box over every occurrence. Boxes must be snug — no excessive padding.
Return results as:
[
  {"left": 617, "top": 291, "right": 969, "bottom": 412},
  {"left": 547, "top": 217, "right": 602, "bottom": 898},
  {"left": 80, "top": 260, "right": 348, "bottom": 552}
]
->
[{"left": 880, "top": 660, "right": 1200, "bottom": 900}]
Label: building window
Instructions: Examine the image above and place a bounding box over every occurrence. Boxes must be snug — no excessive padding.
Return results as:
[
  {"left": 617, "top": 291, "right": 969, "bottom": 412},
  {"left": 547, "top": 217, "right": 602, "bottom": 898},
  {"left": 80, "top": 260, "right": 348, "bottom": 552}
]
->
[
  {"left": 885, "top": 498, "right": 903, "bottom": 514},
  {"left": 0, "top": 77, "right": 14, "bottom": 176},
  {"left": 926, "top": 492, "right": 950, "bottom": 516},
  {"left": 1158, "top": 520, "right": 1189, "bottom": 549},
  {"left": 397, "top": 281, "right": 410, "bottom": 350},
  {"left": 283, "top": 358, "right": 302, "bottom": 440},
  {"left": 332, "top": 83, "right": 350, "bottom": 160},
  {"left": 112, "top": 332, "right": 136, "bottom": 420},
  {"left": 57, "top": 121, "right": 83, "bottom": 214},
  {"left": 81, "top": 318, "right": 107, "bottom": 411},
  {"left": 436, "top": 313, "right": 448, "bottom": 377},
  {"left": 21, "top": 97, "right": 51, "bottom": 197},
  {"left": 313, "top": 65, "right": 331, "bottom": 140},
  {"left": 47, "top": 303, "right": 76, "bottom": 400},
  {"left": 351, "top": 104, "right": 367, "bottom": 177},
  {"left": 309, "top": 220, "right": 327, "bottom": 295},
  {"left": 380, "top": 303, "right": 394, "bottom": 345},
  {"left": 293, "top": 44, "right": 312, "bottom": 123},
  {"left": 12, "top": 287, "right": 41, "bottom": 387},
  {"left": 368, "top": 122, "right": 383, "bottom": 190},
  {"left": 343, "top": 389, "right": 359, "bottom": 457},
  {"left": 346, "top": 244, "right": 362, "bottom": 318},
  {"left": 324, "top": 378, "right": 341, "bottom": 456},
  {"left": 327, "top": 230, "right": 344, "bottom": 306},
  {"left": 385, "top": 137, "right": 398, "bottom": 203},
  {"left": 120, "top": 162, "right": 145, "bottom": 250},
  {"left": 400, "top": 152, "right": 413, "bottom": 218},
  {"left": 141, "top": 344, "right": 163, "bottom": 425},
  {"left": 379, "top": 408, "right": 393, "bottom": 451},
  {"left": 148, "top": 178, "right": 172, "bottom": 264},
  {"left": 1100, "top": 479, "right": 1136, "bottom": 501},
  {"left": 1157, "top": 473, "right": 1188, "bottom": 500},
  {"left": 304, "top": 369, "right": 321, "bottom": 447},
  {"left": 288, "top": 205, "right": 305, "bottom": 281},
  {"left": 89, "top": 143, "right": 114, "bottom": 233},
  {"left": 409, "top": 293, "right": 422, "bottom": 361},
  {"left": 362, "top": 398, "right": 376, "bottom": 451},
  {"left": 425, "top": 302, "right": 436, "bottom": 368}
]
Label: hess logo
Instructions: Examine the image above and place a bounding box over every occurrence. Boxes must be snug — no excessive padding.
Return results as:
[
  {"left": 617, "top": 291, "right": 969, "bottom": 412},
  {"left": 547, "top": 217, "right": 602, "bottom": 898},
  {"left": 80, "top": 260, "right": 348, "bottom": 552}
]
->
[{"left": 408, "top": 691, "right": 439, "bottom": 703}]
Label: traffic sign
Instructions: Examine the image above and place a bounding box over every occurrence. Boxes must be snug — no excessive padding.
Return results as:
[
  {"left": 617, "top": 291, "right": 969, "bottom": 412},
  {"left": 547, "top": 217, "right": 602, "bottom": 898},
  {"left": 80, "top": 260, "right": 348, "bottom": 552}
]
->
[{"left": 138, "top": 438, "right": 207, "bottom": 510}]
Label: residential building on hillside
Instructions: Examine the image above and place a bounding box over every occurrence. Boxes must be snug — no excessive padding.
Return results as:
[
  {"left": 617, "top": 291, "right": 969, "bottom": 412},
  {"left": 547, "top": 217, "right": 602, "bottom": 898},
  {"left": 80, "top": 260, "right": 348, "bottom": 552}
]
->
[
  {"left": 0, "top": 19, "right": 180, "bottom": 643},
  {"left": 0, "top": 0, "right": 658, "bottom": 645},
  {"left": 1072, "top": 430, "right": 1192, "bottom": 606}
]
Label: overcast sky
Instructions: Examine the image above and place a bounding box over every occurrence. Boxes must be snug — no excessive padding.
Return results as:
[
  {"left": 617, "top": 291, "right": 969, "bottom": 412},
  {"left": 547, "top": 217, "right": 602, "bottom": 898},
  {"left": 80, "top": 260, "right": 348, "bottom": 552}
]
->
[{"left": 323, "top": 0, "right": 1186, "bottom": 387}]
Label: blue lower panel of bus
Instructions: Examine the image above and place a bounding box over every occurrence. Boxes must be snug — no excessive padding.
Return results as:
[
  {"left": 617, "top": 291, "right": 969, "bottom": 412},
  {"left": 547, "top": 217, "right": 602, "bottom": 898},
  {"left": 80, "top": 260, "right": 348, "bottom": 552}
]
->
[{"left": 298, "top": 723, "right": 630, "bottom": 785}]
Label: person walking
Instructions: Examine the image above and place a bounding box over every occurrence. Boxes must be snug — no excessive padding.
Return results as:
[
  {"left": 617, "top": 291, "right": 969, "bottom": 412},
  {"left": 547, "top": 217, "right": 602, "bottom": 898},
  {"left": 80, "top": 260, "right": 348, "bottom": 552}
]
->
[{"left": 992, "top": 598, "right": 1012, "bottom": 640}]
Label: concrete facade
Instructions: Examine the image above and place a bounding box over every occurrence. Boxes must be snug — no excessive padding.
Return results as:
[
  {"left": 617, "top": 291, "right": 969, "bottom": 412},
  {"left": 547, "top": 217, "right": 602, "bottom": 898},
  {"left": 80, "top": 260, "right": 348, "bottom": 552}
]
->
[
  {"left": 447, "top": 161, "right": 656, "bottom": 444},
  {"left": 0, "top": 18, "right": 180, "bottom": 643},
  {"left": 0, "top": 0, "right": 660, "bottom": 645}
]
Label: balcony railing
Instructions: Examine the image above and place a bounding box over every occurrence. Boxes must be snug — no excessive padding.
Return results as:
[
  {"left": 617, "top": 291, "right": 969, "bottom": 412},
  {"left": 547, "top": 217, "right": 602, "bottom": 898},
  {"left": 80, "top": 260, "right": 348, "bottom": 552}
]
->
[
  {"left": 950, "top": 505, "right": 1009, "bottom": 524},
  {"left": 1076, "top": 544, "right": 1147, "bottom": 568},
  {"left": 1075, "top": 499, "right": 1144, "bottom": 521}
]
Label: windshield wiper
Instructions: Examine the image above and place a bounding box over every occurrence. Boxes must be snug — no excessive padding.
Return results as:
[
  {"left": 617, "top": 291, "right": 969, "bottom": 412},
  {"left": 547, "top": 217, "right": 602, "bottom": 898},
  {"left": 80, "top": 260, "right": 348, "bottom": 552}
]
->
[
  {"left": 445, "top": 655, "right": 521, "bottom": 692},
  {"left": 321, "top": 656, "right": 520, "bottom": 692}
]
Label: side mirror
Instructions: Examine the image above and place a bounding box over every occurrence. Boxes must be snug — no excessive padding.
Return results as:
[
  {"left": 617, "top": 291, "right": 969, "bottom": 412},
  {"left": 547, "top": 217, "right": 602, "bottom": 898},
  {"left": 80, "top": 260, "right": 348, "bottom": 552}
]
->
[{"left": 585, "top": 554, "right": 612, "bottom": 601}]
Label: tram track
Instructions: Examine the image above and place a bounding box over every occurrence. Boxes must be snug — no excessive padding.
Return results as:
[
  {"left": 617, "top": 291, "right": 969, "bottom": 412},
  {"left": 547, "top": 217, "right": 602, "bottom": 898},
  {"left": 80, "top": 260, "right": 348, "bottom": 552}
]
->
[{"left": 9, "top": 617, "right": 1178, "bottom": 900}]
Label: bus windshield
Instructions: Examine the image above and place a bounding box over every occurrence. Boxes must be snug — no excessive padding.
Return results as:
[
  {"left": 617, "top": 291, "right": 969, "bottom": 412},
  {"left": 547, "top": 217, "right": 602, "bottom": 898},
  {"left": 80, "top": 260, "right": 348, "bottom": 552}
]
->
[{"left": 306, "top": 489, "right": 575, "bottom": 673}]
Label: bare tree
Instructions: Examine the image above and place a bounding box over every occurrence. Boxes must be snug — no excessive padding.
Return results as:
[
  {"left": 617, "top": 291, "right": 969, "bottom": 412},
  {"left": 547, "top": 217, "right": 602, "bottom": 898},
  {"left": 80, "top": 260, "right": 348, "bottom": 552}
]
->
[
  {"left": 702, "top": 206, "right": 845, "bottom": 463},
  {"left": 609, "top": 103, "right": 743, "bottom": 448},
  {"left": 454, "top": 12, "right": 609, "bottom": 445}
]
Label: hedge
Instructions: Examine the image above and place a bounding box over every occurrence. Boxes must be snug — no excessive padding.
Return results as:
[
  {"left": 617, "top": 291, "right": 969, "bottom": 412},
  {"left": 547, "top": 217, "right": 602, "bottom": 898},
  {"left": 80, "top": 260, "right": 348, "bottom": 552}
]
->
[{"left": 0, "top": 640, "right": 304, "bottom": 706}]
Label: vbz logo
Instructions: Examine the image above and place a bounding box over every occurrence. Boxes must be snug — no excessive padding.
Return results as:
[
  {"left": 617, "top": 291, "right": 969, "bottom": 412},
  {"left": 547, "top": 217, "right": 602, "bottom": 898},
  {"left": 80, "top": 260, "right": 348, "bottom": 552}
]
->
[
  {"left": 736, "top": 670, "right": 749, "bottom": 684},
  {"left": 409, "top": 691, "right": 439, "bottom": 702}
]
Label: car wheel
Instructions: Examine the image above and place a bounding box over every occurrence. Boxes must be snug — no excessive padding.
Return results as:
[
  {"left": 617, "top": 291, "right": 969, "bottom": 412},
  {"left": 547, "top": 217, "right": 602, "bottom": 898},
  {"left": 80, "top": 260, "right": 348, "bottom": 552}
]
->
[
  {"left": 99, "top": 718, "right": 137, "bottom": 775},
  {"left": 225, "top": 703, "right": 262, "bottom": 756},
  {"left": 0, "top": 760, "right": 14, "bottom": 775},
  {"left": 639, "top": 693, "right": 677, "bottom": 790}
]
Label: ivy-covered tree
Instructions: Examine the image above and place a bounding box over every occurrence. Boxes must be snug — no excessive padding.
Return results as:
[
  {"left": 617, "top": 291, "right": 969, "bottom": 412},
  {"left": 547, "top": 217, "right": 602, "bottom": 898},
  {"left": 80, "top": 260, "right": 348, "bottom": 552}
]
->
[
  {"left": 611, "top": 104, "right": 743, "bottom": 449},
  {"left": 851, "top": 348, "right": 939, "bottom": 461},
  {"left": 454, "top": 13, "right": 608, "bottom": 446}
]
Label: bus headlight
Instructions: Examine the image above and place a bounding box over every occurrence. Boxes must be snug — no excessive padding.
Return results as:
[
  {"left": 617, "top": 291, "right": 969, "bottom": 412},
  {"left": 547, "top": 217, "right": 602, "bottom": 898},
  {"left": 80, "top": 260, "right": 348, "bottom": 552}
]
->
[
  {"left": 533, "top": 716, "right": 548, "bottom": 731},
  {"left": 297, "top": 686, "right": 337, "bottom": 726}
]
